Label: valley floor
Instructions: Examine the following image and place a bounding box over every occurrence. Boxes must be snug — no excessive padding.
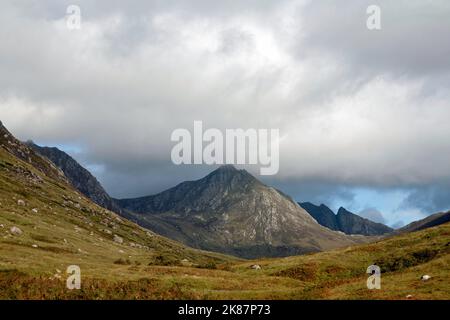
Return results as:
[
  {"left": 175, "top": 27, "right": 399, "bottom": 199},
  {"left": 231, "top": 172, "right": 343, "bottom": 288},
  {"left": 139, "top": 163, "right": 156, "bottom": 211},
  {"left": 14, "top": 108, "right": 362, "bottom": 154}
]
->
[{"left": 1, "top": 221, "right": 449, "bottom": 299}]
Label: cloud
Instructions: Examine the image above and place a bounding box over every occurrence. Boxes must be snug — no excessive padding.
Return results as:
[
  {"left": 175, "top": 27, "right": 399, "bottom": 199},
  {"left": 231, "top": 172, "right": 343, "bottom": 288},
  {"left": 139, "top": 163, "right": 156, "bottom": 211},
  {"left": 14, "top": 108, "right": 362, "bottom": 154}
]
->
[
  {"left": 358, "top": 208, "right": 386, "bottom": 224},
  {"left": 391, "top": 221, "right": 405, "bottom": 229},
  {"left": 401, "top": 182, "right": 450, "bottom": 214},
  {"left": 0, "top": 0, "right": 449, "bottom": 223}
]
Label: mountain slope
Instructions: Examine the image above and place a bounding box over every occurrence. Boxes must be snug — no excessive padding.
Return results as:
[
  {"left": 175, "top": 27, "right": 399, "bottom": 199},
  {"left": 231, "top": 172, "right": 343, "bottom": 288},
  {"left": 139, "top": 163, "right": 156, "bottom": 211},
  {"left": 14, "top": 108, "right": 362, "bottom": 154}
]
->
[
  {"left": 299, "top": 202, "right": 393, "bottom": 236},
  {"left": 299, "top": 202, "right": 340, "bottom": 231},
  {"left": 116, "top": 166, "right": 368, "bottom": 258},
  {"left": 398, "top": 211, "right": 450, "bottom": 233},
  {"left": 0, "top": 122, "right": 233, "bottom": 290},
  {"left": 228, "top": 219, "right": 450, "bottom": 300},
  {"left": 28, "top": 142, "right": 121, "bottom": 213},
  {"left": 336, "top": 207, "right": 393, "bottom": 235},
  {"left": 0, "top": 121, "right": 66, "bottom": 183}
]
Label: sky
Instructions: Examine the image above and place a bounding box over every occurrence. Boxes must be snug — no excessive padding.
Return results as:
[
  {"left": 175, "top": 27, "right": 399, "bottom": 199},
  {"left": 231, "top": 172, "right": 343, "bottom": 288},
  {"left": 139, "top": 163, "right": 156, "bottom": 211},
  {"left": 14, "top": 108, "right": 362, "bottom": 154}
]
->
[{"left": 1, "top": 0, "right": 450, "bottom": 227}]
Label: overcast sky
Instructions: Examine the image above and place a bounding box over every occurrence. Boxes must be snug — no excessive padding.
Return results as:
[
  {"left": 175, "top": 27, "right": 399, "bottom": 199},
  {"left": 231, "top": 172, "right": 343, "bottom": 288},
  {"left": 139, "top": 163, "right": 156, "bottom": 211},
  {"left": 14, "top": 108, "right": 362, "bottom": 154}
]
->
[{"left": 1, "top": 0, "right": 450, "bottom": 227}]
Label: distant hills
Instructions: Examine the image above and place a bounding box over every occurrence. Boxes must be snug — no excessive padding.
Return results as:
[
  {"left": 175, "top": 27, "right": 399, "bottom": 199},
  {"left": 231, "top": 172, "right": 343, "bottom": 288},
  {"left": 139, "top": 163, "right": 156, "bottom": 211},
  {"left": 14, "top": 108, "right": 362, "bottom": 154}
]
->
[
  {"left": 398, "top": 211, "right": 450, "bottom": 233},
  {"left": 299, "top": 202, "right": 393, "bottom": 236}
]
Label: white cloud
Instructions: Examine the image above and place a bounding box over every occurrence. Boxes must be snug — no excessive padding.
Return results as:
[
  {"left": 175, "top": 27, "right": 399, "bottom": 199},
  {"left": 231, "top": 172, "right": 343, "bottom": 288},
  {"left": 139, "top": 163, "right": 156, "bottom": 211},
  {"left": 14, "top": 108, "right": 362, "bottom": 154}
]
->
[{"left": 0, "top": 0, "right": 449, "bottom": 216}]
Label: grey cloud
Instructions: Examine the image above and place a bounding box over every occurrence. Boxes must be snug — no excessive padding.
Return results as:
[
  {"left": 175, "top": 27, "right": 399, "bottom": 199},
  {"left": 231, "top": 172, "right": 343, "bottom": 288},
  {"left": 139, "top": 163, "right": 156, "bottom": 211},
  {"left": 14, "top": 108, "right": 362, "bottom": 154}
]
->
[
  {"left": 358, "top": 208, "right": 386, "bottom": 224},
  {"left": 298, "top": 0, "right": 450, "bottom": 77},
  {"left": 0, "top": 0, "right": 449, "bottom": 217},
  {"left": 401, "top": 182, "right": 450, "bottom": 214},
  {"left": 391, "top": 221, "right": 405, "bottom": 229}
]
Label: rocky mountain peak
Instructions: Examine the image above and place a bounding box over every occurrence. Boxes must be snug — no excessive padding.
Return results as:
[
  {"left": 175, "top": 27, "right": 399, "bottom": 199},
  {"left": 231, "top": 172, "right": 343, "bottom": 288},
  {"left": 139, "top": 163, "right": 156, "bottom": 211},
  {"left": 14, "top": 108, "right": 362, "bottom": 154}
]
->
[{"left": 117, "top": 167, "right": 364, "bottom": 258}]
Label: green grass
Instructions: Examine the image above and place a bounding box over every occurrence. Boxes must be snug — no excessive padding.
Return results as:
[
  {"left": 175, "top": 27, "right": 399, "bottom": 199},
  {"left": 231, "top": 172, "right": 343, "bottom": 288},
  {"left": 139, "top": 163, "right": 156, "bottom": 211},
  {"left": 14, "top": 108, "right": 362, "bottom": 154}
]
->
[{"left": 0, "top": 146, "right": 449, "bottom": 299}]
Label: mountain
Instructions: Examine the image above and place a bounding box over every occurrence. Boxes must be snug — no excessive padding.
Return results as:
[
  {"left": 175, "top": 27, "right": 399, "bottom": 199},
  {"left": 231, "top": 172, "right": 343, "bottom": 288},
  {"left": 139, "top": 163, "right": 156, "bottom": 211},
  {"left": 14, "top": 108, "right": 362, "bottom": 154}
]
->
[
  {"left": 398, "top": 211, "right": 450, "bottom": 233},
  {"left": 27, "top": 142, "right": 122, "bottom": 214},
  {"left": 299, "top": 202, "right": 340, "bottom": 231},
  {"left": 336, "top": 207, "right": 393, "bottom": 235},
  {"left": 0, "top": 121, "right": 232, "bottom": 296},
  {"left": 299, "top": 202, "right": 393, "bottom": 236},
  {"left": 116, "top": 165, "right": 367, "bottom": 258}
]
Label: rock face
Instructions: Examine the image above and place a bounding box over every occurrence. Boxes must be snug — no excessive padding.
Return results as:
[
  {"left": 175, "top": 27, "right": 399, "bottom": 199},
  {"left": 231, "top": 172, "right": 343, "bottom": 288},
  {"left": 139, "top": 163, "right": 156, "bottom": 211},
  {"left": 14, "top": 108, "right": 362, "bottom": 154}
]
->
[
  {"left": 300, "top": 202, "right": 340, "bottom": 231},
  {"left": 116, "top": 165, "right": 366, "bottom": 258},
  {"left": 0, "top": 122, "right": 66, "bottom": 183},
  {"left": 28, "top": 143, "right": 122, "bottom": 214},
  {"left": 336, "top": 207, "right": 393, "bottom": 236},
  {"left": 299, "top": 203, "right": 393, "bottom": 236}
]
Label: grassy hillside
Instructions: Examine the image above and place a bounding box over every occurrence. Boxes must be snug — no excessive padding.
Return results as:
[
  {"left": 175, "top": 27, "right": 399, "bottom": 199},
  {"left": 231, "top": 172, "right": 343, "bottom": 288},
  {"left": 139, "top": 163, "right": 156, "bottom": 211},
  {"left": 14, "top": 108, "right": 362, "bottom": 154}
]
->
[
  {"left": 0, "top": 146, "right": 236, "bottom": 299},
  {"left": 0, "top": 143, "right": 449, "bottom": 299}
]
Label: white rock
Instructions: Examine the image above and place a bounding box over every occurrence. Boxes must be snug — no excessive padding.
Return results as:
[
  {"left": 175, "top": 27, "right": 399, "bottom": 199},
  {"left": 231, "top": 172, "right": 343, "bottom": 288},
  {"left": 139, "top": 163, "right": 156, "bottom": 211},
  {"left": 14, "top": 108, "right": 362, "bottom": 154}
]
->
[
  {"left": 17, "top": 199, "right": 25, "bottom": 206},
  {"left": 113, "top": 234, "right": 124, "bottom": 244},
  {"left": 32, "top": 244, "right": 38, "bottom": 248},
  {"left": 10, "top": 226, "right": 23, "bottom": 235},
  {"left": 421, "top": 275, "right": 431, "bottom": 281},
  {"left": 31, "top": 208, "right": 38, "bottom": 214},
  {"left": 250, "top": 264, "right": 262, "bottom": 270}
]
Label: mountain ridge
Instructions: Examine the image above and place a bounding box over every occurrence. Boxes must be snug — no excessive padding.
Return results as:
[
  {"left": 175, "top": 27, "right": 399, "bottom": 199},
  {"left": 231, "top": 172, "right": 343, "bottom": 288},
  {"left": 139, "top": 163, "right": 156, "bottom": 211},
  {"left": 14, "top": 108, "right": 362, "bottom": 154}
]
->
[
  {"left": 398, "top": 211, "right": 450, "bottom": 233},
  {"left": 27, "top": 142, "right": 122, "bottom": 213},
  {"left": 299, "top": 202, "right": 393, "bottom": 236}
]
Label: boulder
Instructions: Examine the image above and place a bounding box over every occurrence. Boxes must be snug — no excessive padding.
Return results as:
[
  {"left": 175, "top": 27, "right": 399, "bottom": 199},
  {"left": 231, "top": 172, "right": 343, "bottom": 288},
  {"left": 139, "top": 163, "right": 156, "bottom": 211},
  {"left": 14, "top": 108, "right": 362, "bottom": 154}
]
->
[
  {"left": 421, "top": 275, "right": 431, "bottom": 281},
  {"left": 10, "top": 226, "right": 23, "bottom": 235},
  {"left": 113, "top": 234, "right": 124, "bottom": 244}
]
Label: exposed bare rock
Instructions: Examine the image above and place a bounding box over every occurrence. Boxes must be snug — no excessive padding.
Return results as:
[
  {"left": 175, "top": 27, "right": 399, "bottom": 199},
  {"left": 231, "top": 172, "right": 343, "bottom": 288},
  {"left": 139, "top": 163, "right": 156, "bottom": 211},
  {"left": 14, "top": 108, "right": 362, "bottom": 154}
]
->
[
  {"left": 10, "top": 226, "right": 23, "bottom": 235},
  {"left": 113, "top": 234, "right": 124, "bottom": 244}
]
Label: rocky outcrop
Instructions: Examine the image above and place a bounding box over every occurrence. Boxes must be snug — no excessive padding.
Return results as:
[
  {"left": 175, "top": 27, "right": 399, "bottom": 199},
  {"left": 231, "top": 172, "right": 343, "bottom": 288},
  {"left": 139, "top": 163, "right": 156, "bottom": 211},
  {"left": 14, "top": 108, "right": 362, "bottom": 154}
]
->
[{"left": 0, "top": 121, "right": 66, "bottom": 183}]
